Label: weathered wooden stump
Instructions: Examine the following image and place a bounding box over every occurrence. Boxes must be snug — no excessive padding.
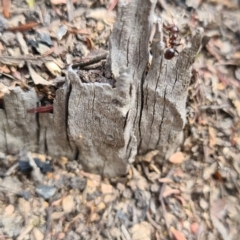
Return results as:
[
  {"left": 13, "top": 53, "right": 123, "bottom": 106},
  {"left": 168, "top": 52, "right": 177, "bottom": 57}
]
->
[{"left": 0, "top": 0, "right": 203, "bottom": 177}]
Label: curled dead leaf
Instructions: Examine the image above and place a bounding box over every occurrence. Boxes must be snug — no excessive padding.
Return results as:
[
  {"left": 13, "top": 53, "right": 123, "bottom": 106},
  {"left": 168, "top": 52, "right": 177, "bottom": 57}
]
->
[
  {"left": 130, "top": 221, "right": 153, "bottom": 240},
  {"left": 28, "top": 64, "right": 53, "bottom": 85},
  {"left": 190, "top": 222, "right": 199, "bottom": 235},
  {"left": 0, "top": 83, "right": 10, "bottom": 98},
  {"left": 175, "top": 195, "right": 187, "bottom": 206},
  {"left": 62, "top": 195, "right": 75, "bottom": 213},
  {"left": 163, "top": 186, "right": 181, "bottom": 198},
  {"left": 209, "top": 126, "right": 216, "bottom": 148},
  {"left": 169, "top": 152, "right": 185, "bottom": 164},
  {"left": 2, "top": 0, "right": 10, "bottom": 18},
  {"left": 170, "top": 227, "right": 187, "bottom": 240},
  {"left": 45, "top": 61, "right": 61, "bottom": 76},
  {"left": 107, "top": 0, "right": 119, "bottom": 11},
  {"left": 158, "top": 177, "right": 173, "bottom": 183},
  {"left": 51, "top": 0, "right": 78, "bottom": 4},
  {"left": 4, "top": 204, "right": 14, "bottom": 215},
  {"left": 137, "top": 150, "right": 159, "bottom": 163}
]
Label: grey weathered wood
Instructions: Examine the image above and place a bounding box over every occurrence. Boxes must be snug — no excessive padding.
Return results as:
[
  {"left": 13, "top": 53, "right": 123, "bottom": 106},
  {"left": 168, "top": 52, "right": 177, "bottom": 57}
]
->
[
  {"left": 0, "top": 0, "right": 203, "bottom": 177},
  {"left": 67, "top": 67, "right": 135, "bottom": 177},
  {"left": 0, "top": 87, "right": 38, "bottom": 154},
  {"left": 139, "top": 24, "right": 203, "bottom": 160},
  {"left": 38, "top": 80, "right": 77, "bottom": 159}
]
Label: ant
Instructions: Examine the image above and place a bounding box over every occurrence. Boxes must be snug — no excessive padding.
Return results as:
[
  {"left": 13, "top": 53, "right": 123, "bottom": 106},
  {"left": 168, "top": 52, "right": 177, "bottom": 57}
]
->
[{"left": 163, "top": 15, "right": 181, "bottom": 60}]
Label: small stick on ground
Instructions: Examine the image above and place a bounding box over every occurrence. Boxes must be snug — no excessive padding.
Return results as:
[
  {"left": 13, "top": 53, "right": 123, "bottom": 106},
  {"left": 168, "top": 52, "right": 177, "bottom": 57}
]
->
[
  {"left": 146, "top": 211, "right": 161, "bottom": 230},
  {"left": 159, "top": 167, "right": 175, "bottom": 239},
  {"left": 71, "top": 52, "right": 108, "bottom": 68},
  {"left": 44, "top": 205, "right": 53, "bottom": 239}
]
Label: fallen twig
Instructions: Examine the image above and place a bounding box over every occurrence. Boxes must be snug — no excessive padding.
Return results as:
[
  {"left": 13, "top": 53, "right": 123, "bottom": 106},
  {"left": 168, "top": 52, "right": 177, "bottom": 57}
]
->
[
  {"left": 71, "top": 52, "right": 108, "bottom": 68},
  {"left": 44, "top": 205, "right": 53, "bottom": 239},
  {"left": 159, "top": 167, "right": 175, "bottom": 239}
]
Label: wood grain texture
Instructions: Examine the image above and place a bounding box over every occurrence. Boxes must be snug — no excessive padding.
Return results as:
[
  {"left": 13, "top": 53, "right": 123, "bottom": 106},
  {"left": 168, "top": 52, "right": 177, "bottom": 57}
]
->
[
  {"left": 1, "top": 87, "right": 38, "bottom": 154},
  {"left": 0, "top": 0, "right": 203, "bottom": 177},
  {"left": 67, "top": 67, "right": 135, "bottom": 177}
]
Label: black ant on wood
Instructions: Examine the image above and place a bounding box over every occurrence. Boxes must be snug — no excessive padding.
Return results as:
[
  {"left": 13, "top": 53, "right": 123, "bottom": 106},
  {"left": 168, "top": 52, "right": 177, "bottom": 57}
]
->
[{"left": 163, "top": 14, "right": 181, "bottom": 60}]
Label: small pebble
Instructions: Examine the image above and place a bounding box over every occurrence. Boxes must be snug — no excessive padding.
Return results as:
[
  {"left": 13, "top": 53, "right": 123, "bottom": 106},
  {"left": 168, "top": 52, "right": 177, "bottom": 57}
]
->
[
  {"left": 150, "top": 183, "right": 160, "bottom": 193},
  {"left": 36, "top": 32, "right": 53, "bottom": 46},
  {"left": 199, "top": 198, "right": 209, "bottom": 210},
  {"left": 35, "top": 185, "right": 56, "bottom": 200},
  {"left": 122, "top": 188, "right": 132, "bottom": 199},
  {"left": 18, "top": 190, "right": 32, "bottom": 200}
]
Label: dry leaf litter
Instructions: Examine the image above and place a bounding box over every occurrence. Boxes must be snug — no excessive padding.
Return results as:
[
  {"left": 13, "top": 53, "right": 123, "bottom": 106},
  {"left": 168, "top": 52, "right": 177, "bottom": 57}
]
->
[{"left": 0, "top": 0, "right": 240, "bottom": 239}]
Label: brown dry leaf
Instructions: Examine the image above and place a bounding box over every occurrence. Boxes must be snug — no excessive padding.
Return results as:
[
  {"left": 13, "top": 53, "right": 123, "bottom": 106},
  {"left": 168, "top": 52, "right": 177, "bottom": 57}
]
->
[
  {"left": 86, "top": 8, "right": 116, "bottom": 24},
  {"left": 211, "top": 215, "right": 230, "bottom": 240},
  {"left": 62, "top": 195, "right": 75, "bottom": 213},
  {"left": 2, "top": 0, "right": 10, "bottom": 18},
  {"left": 209, "top": 126, "right": 217, "bottom": 148},
  {"left": 136, "top": 177, "right": 148, "bottom": 191},
  {"left": 57, "top": 232, "right": 65, "bottom": 239},
  {"left": 101, "top": 183, "right": 113, "bottom": 194},
  {"left": 18, "top": 198, "right": 31, "bottom": 215},
  {"left": 51, "top": 211, "right": 65, "bottom": 220},
  {"left": 170, "top": 227, "right": 187, "bottom": 240},
  {"left": 196, "top": 4, "right": 218, "bottom": 26},
  {"left": 158, "top": 177, "right": 173, "bottom": 183},
  {"left": 68, "top": 27, "right": 89, "bottom": 35},
  {"left": 0, "top": 65, "right": 10, "bottom": 73},
  {"left": 210, "top": 198, "right": 227, "bottom": 219},
  {"left": 28, "top": 64, "right": 52, "bottom": 85},
  {"left": 16, "top": 32, "right": 29, "bottom": 55},
  {"left": 107, "top": 0, "right": 119, "bottom": 11},
  {"left": 185, "top": 0, "right": 201, "bottom": 9},
  {"left": 229, "top": 89, "right": 240, "bottom": 117},
  {"left": 31, "top": 153, "right": 46, "bottom": 162},
  {"left": 169, "top": 152, "right": 185, "bottom": 164},
  {"left": 50, "top": 0, "right": 78, "bottom": 4},
  {"left": 79, "top": 171, "right": 101, "bottom": 184},
  {"left": 17, "top": 224, "right": 34, "bottom": 240},
  {"left": 89, "top": 212, "right": 100, "bottom": 223},
  {"left": 59, "top": 156, "right": 68, "bottom": 166},
  {"left": 203, "top": 162, "right": 217, "bottom": 180},
  {"left": 0, "top": 82, "right": 10, "bottom": 98},
  {"left": 51, "top": 194, "right": 66, "bottom": 207},
  {"left": 86, "top": 177, "right": 100, "bottom": 189},
  {"left": 4, "top": 204, "right": 14, "bottom": 215},
  {"left": 32, "top": 227, "right": 44, "bottom": 240},
  {"left": 95, "top": 202, "right": 106, "bottom": 212},
  {"left": 45, "top": 61, "right": 61, "bottom": 76},
  {"left": 103, "top": 194, "right": 116, "bottom": 204},
  {"left": 163, "top": 186, "right": 180, "bottom": 198},
  {"left": 86, "top": 37, "right": 95, "bottom": 50},
  {"left": 175, "top": 196, "right": 187, "bottom": 206},
  {"left": 137, "top": 150, "right": 159, "bottom": 163},
  {"left": 130, "top": 221, "right": 153, "bottom": 240},
  {"left": 190, "top": 222, "right": 199, "bottom": 235}
]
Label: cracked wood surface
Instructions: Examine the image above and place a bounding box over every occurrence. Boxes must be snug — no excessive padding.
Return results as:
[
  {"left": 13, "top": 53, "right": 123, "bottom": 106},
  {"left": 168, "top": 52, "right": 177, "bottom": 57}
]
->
[{"left": 0, "top": 0, "right": 203, "bottom": 177}]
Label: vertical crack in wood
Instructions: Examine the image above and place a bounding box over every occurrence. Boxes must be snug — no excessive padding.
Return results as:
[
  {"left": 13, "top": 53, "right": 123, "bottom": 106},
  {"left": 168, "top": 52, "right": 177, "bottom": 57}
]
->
[
  {"left": 65, "top": 77, "right": 72, "bottom": 150},
  {"left": 156, "top": 88, "right": 167, "bottom": 148},
  {"left": 44, "top": 127, "right": 48, "bottom": 154},
  {"left": 0, "top": 1, "right": 203, "bottom": 177}
]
